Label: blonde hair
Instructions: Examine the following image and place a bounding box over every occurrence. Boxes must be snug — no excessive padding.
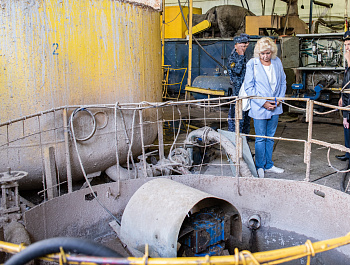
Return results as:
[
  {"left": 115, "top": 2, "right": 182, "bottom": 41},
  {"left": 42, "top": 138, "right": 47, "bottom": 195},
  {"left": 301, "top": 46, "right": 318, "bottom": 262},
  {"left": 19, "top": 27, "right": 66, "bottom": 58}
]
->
[{"left": 253, "top": 37, "right": 277, "bottom": 59}]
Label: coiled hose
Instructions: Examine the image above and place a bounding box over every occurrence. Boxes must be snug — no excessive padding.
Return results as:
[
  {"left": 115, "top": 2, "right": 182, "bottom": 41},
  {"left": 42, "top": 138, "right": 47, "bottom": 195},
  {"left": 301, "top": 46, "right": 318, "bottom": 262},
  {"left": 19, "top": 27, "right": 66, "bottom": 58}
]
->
[{"left": 4, "top": 237, "right": 122, "bottom": 265}]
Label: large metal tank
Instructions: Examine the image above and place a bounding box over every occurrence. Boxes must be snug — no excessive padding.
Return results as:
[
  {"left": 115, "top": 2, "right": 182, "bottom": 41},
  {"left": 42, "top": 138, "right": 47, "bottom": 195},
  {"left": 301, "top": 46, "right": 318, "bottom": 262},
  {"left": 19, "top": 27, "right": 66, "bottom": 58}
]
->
[{"left": 0, "top": 0, "right": 162, "bottom": 189}]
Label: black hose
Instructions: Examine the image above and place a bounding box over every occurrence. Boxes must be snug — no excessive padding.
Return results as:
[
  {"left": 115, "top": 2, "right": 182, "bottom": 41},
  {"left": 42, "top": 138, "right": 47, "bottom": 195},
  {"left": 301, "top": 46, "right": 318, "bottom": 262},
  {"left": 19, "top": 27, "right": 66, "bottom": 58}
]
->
[
  {"left": 194, "top": 37, "right": 227, "bottom": 70},
  {"left": 4, "top": 237, "right": 122, "bottom": 265}
]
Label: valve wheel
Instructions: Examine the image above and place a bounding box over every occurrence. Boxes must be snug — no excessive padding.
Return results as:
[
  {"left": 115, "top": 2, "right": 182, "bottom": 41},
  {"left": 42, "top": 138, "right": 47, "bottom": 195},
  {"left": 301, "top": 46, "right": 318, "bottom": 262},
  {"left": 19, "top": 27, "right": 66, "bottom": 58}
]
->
[{"left": 0, "top": 169, "right": 28, "bottom": 183}]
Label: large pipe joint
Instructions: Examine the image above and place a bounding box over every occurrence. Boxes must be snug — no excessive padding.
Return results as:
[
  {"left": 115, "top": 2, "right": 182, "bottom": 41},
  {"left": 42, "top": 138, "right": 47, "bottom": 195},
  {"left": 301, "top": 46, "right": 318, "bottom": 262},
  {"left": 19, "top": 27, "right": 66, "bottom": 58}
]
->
[{"left": 120, "top": 178, "right": 242, "bottom": 257}]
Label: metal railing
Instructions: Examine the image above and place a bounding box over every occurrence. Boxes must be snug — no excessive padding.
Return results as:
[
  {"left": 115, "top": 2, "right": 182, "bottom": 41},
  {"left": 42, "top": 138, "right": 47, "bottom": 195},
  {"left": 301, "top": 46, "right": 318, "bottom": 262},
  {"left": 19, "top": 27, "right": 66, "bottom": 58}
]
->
[{"left": 0, "top": 96, "right": 349, "bottom": 201}]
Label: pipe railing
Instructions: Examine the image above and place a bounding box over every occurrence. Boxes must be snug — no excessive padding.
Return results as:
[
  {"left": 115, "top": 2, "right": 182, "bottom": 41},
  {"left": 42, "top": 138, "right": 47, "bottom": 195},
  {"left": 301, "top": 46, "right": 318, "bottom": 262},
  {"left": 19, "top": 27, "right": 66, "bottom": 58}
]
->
[{"left": 0, "top": 96, "right": 348, "bottom": 200}]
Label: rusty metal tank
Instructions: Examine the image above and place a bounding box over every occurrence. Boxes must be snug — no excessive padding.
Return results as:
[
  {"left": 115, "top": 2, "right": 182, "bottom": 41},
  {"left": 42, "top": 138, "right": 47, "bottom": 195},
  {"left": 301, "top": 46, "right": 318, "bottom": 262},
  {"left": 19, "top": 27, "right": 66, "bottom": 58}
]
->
[{"left": 0, "top": 0, "right": 162, "bottom": 189}]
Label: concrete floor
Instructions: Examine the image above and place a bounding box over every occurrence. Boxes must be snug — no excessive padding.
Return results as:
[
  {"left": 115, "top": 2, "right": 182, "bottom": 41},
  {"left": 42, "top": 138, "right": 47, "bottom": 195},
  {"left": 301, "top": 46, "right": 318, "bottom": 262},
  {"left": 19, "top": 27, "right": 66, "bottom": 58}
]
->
[
  {"left": 254, "top": 113, "right": 346, "bottom": 190},
  {"left": 164, "top": 104, "right": 349, "bottom": 193}
]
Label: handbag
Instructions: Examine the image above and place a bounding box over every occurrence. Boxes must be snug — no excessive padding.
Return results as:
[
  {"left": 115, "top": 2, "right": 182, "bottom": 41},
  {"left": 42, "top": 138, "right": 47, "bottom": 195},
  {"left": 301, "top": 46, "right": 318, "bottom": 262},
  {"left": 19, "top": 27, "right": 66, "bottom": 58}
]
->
[
  {"left": 238, "top": 58, "right": 257, "bottom": 112},
  {"left": 238, "top": 83, "right": 251, "bottom": 111}
]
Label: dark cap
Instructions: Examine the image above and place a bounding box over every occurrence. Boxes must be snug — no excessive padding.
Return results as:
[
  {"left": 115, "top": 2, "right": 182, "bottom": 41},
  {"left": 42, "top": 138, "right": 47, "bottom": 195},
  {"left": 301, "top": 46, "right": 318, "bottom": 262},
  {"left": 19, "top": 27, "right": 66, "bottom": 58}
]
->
[
  {"left": 240, "top": 33, "right": 250, "bottom": 43},
  {"left": 344, "top": 31, "right": 350, "bottom": 40},
  {"left": 234, "top": 33, "right": 250, "bottom": 44},
  {"left": 233, "top": 36, "right": 242, "bottom": 45}
]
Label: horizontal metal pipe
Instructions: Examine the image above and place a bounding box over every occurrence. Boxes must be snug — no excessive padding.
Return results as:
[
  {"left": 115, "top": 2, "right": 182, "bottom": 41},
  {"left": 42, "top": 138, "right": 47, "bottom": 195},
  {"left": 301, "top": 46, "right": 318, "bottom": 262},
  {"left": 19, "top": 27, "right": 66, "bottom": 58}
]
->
[
  {"left": 311, "top": 139, "right": 350, "bottom": 153},
  {"left": 0, "top": 97, "right": 334, "bottom": 128},
  {"left": 313, "top": 0, "right": 333, "bottom": 8},
  {"left": 241, "top": 133, "right": 307, "bottom": 143}
]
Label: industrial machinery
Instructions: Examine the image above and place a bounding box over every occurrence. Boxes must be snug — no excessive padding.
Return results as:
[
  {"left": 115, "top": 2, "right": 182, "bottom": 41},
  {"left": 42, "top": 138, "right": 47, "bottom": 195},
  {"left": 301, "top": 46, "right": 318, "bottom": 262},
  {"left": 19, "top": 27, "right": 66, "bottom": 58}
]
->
[
  {"left": 22, "top": 175, "right": 350, "bottom": 264},
  {"left": 164, "top": 32, "right": 300, "bottom": 99},
  {"left": 299, "top": 33, "right": 344, "bottom": 69},
  {"left": 2, "top": 97, "right": 350, "bottom": 263},
  {"left": 291, "top": 33, "right": 344, "bottom": 107},
  {"left": 178, "top": 205, "right": 234, "bottom": 256},
  {"left": 119, "top": 179, "right": 241, "bottom": 257},
  {"left": 291, "top": 78, "right": 336, "bottom": 101}
]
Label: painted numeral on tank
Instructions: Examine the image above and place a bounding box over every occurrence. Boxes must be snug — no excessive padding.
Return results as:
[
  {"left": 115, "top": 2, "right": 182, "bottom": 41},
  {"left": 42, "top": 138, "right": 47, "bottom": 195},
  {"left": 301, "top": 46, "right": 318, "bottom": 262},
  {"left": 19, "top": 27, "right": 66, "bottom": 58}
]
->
[{"left": 53, "top": 43, "right": 59, "bottom": 55}]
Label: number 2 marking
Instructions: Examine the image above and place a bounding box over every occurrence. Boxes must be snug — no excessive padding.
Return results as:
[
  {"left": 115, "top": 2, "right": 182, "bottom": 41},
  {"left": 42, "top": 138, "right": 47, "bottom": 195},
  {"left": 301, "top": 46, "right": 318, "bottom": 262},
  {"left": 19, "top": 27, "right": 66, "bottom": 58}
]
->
[{"left": 53, "top": 43, "right": 59, "bottom": 55}]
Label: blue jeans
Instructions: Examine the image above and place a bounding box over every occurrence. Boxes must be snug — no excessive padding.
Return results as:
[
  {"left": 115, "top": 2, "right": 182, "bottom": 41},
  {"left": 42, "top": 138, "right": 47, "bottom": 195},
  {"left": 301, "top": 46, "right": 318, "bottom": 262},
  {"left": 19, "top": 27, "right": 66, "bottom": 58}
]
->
[
  {"left": 228, "top": 104, "right": 251, "bottom": 134},
  {"left": 253, "top": 115, "right": 279, "bottom": 170}
]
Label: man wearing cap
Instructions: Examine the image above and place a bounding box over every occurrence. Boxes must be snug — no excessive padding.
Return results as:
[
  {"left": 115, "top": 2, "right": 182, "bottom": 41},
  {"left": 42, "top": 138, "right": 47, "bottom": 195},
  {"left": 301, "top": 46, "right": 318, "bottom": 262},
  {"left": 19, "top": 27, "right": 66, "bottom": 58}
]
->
[
  {"left": 227, "top": 33, "right": 251, "bottom": 134},
  {"left": 336, "top": 30, "right": 350, "bottom": 164}
]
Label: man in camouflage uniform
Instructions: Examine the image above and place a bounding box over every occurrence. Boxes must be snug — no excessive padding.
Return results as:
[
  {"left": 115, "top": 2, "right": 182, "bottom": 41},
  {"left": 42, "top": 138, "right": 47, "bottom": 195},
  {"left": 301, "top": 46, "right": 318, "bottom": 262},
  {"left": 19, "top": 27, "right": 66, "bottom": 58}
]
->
[{"left": 227, "top": 33, "right": 251, "bottom": 134}]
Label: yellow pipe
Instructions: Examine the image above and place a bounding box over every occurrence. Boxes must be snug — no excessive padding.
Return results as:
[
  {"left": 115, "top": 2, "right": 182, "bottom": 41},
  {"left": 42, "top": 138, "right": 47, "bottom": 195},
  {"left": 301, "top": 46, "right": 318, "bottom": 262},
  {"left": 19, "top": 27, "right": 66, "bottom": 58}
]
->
[
  {"left": 1, "top": 233, "right": 350, "bottom": 264},
  {"left": 161, "top": 0, "right": 165, "bottom": 67},
  {"left": 0, "top": 241, "right": 26, "bottom": 254},
  {"left": 185, "top": 20, "right": 211, "bottom": 36},
  {"left": 345, "top": 0, "right": 348, "bottom": 31},
  {"left": 185, "top": 86, "right": 225, "bottom": 96},
  {"left": 187, "top": 0, "right": 193, "bottom": 87}
]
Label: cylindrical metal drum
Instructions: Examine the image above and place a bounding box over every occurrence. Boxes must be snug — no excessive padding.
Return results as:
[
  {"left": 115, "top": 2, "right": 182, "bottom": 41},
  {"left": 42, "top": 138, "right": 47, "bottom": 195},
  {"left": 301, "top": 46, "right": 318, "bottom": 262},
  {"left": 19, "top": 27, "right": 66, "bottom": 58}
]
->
[
  {"left": 191, "top": 75, "right": 233, "bottom": 100},
  {"left": 120, "top": 178, "right": 241, "bottom": 257},
  {"left": 0, "top": 0, "right": 162, "bottom": 189}
]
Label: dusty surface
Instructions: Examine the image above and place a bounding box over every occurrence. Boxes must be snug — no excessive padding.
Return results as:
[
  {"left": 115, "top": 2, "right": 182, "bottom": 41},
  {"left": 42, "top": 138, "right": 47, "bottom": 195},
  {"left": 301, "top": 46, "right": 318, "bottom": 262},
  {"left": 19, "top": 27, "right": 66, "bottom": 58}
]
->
[
  {"left": 162, "top": 103, "right": 346, "bottom": 191},
  {"left": 16, "top": 103, "right": 350, "bottom": 263}
]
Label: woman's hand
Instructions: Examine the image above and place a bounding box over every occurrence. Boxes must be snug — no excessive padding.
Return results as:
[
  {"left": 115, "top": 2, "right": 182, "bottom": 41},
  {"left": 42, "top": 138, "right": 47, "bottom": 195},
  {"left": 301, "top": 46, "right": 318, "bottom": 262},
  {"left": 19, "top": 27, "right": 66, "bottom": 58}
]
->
[
  {"left": 263, "top": 101, "right": 277, "bottom": 111},
  {"left": 344, "top": 117, "right": 349, "bottom": 129}
]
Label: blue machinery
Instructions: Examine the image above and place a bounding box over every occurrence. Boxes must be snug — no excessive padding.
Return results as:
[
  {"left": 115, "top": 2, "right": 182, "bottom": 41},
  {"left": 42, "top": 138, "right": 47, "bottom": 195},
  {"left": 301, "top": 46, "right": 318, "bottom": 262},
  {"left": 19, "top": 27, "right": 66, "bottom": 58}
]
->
[
  {"left": 292, "top": 77, "right": 336, "bottom": 101},
  {"left": 293, "top": 33, "right": 344, "bottom": 103},
  {"left": 178, "top": 205, "right": 233, "bottom": 256},
  {"left": 163, "top": 38, "right": 258, "bottom": 97}
]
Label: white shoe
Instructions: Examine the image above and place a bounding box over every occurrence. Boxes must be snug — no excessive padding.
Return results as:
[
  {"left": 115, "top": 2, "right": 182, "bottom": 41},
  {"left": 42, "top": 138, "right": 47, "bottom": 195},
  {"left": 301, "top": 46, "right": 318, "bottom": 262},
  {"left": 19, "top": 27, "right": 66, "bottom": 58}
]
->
[
  {"left": 265, "top": 166, "right": 284, "bottom": 174},
  {"left": 257, "top": 168, "right": 264, "bottom": 178}
]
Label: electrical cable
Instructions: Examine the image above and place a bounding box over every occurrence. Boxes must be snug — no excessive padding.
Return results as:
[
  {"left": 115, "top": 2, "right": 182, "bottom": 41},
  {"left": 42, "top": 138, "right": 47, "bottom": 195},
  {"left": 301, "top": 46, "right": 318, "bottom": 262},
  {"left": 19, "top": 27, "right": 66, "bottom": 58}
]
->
[
  {"left": 69, "top": 108, "right": 97, "bottom": 141},
  {"left": 127, "top": 110, "right": 138, "bottom": 179},
  {"left": 69, "top": 107, "right": 121, "bottom": 225},
  {"left": 165, "top": 0, "right": 188, "bottom": 25}
]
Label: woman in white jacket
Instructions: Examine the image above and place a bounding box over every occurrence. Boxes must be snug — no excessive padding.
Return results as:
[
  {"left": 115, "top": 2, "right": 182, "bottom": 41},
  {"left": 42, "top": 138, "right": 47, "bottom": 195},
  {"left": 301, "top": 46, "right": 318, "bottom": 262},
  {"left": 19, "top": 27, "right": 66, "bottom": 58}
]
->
[{"left": 244, "top": 37, "right": 286, "bottom": 178}]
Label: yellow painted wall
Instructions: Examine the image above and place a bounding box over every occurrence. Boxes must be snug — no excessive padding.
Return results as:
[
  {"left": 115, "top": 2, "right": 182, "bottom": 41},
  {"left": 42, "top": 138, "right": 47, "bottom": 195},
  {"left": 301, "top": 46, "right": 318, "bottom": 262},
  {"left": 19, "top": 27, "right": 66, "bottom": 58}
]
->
[
  {"left": 161, "top": 6, "right": 202, "bottom": 38},
  {"left": 0, "top": 0, "right": 162, "bottom": 123}
]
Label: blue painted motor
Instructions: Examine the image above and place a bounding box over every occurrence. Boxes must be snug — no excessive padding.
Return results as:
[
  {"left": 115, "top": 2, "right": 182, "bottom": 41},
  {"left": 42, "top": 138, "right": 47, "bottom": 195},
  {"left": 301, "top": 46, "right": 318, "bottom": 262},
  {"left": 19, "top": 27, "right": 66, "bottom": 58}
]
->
[
  {"left": 191, "top": 74, "right": 233, "bottom": 100},
  {"left": 178, "top": 206, "right": 233, "bottom": 256},
  {"left": 292, "top": 83, "right": 323, "bottom": 100},
  {"left": 291, "top": 78, "right": 335, "bottom": 101}
]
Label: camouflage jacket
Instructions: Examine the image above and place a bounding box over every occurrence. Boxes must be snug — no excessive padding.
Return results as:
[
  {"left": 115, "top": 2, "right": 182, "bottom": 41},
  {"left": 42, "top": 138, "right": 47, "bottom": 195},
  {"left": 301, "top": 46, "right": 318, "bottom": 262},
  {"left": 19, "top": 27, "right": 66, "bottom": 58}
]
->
[{"left": 227, "top": 48, "right": 247, "bottom": 96}]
